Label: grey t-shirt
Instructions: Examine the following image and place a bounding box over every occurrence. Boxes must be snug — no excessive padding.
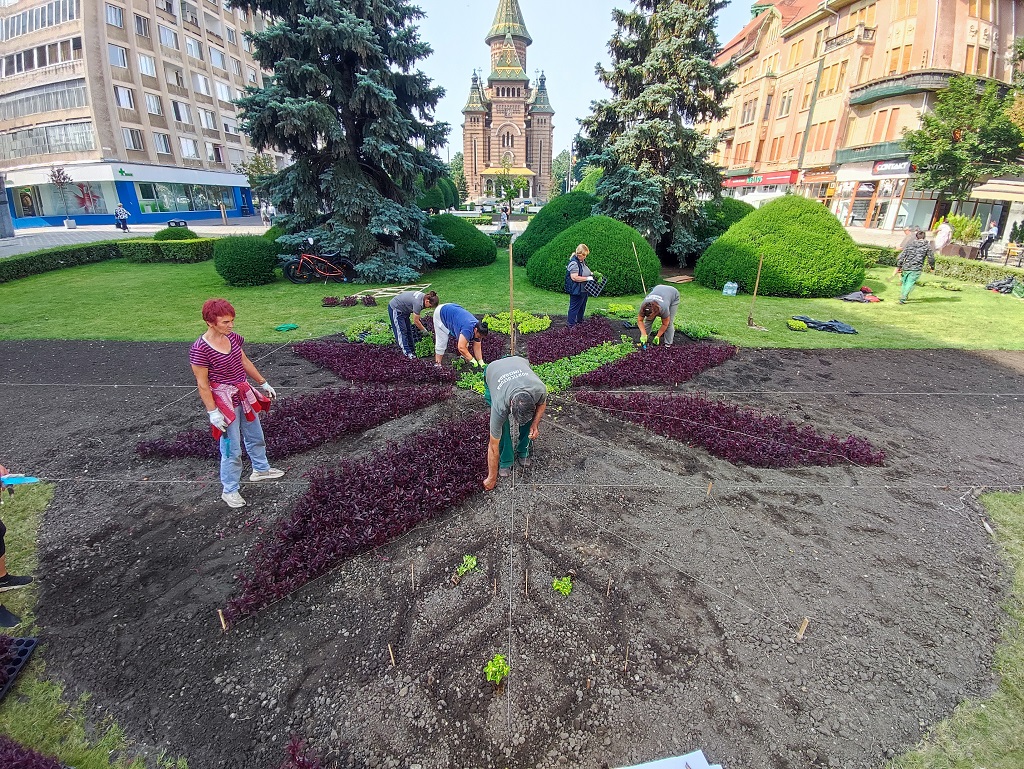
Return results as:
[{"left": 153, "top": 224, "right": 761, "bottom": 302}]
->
[
  {"left": 642, "top": 285, "right": 679, "bottom": 319},
  {"left": 484, "top": 356, "right": 547, "bottom": 439},
  {"left": 566, "top": 256, "right": 593, "bottom": 280},
  {"left": 388, "top": 290, "right": 425, "bottom": 315}
]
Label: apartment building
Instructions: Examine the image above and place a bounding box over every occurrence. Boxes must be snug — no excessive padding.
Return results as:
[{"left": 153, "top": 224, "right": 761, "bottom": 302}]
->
[
  {"left": 0, "top": 0, "right": 282, "bottom": 228},
  {"left": 708, "top": 0, "right": 1024, "bottom": 232}
]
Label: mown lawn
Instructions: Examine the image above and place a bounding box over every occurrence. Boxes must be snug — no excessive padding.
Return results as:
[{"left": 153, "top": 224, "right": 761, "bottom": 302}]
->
[{"left": 0, "top": 256, "right": 1021, "bottom": 348}]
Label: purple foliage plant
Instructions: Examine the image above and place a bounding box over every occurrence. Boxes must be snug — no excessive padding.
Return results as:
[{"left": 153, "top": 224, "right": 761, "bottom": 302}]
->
[
  {"left": 339, "top": 296, "right": 358, "bottom": 307},
  {"left": 360, "top": 295, "right": 377, "bottom": 307},
  {"left": 0, "top": 735, "right": 63, "bottom": 769},
  {"left": 526, "top": 317, "right": 620, "bottom": 365},
  {"left": 573, "top": 343, "right": 737, "bottom": 388},
  {"left": 279, "top": 736, "right": 326, "bottom": 769},
  {"left": 293, "top": 340, "right": 458, "bottom": 384}
]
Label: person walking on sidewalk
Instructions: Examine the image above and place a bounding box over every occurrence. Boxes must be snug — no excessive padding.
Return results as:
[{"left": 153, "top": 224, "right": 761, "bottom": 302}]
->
[
  {"left": 482, "top": 357, "right": 547, "bottom": 490},
  {"left": 189, "top": 299, "right": 284, "bottom": 508},
  {"left": 388, "top": 290, "right": 438, "bottom": 359},
  {"left": 113, "top": 203, "right": 131, "bottom": 232},
  {"left": 895, "top": 230, "right": 935, "bottom": 304}
]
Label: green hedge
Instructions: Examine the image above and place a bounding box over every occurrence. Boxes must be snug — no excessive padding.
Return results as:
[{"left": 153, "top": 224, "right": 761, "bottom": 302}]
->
[
  {"left": 935, "top": 255, "right": 1024, "bottom": 283},
  {"left": 214, "top": 236, "right": 279, "bottom": 286},
  {"left": 0, "top": 241, "right": 123, "bottom": 284},
  {"left": 857, "top": 245, "right": 898, "bottom": 267},
  {"left": 694, "top": 195, "right": 865, "bottom": 298},
  {"left": 426, "top": 213, "right": 498, "bottom": 268},
  {"left": 464, "top": 215, "right": 493, "bottom": 225},
  {"left": 438, "top": 177, "right": 457, "bottom": 210},
  {"left": 263, "top": 224, "right": 286, "bottom": 241},
  {"left": 576, "top": 167, "right": 605, "bottom": 196},
  {"left": 525, "top": 215, "right": 660, "bottom": 296},
  {"left": 118, "top": 239, "right": 215, "bottom": 263},
  {"left": 490, "top": 232, "right": 513, "bottom": 249},
  {"left": 416, "top": 185, "right": 446, "bottom": 212},
  {"left": 153, "top": 226, "right": 199, "bottom": 241},
  {"left": 512, "top": 191, "right": 597, "bottom": 266}
]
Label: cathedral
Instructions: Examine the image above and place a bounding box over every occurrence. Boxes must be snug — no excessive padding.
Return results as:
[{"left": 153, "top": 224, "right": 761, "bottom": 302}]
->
[{"left": 462, "top": 0, "right": 555, "bottom": 203}]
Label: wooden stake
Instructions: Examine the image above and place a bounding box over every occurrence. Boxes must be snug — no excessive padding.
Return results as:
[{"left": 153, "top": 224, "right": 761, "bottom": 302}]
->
[
  {"left": 524, "top": 515, "right": 529, "bottom": 540},
  {"left": 707, "top": 481, "right": 713, "bottom": 497},
  {"left": 525, "top": 570, "right": 529, "bottom": 595},
  {"left": 217, "top": 609, "right": 227, "bottom": 632},
  {"left": 606, "top": 577, "right": 612, "bottom": 597},
  {"left": 796, "top": 617, "right": 810, "bottom": 641},
  {"left": 410, "top": 562, "right": 415, "bottom": 592},
  {"left": 623, "top": 644, "right": 630, "bottom": 672},
  {"left": 632, "top": 241, "right": 648, "bottom": 295},
  {"left": 388, "top": 643, "right": 397, "bottom": 667},
  {"left": 509, "top": 235, "right": 516, "bottom": 356},
  {"left": 586, "top": 678, "right": 592, "bottom": 690},
  {"left": 747, "top": 253, "right": 768, "bottom": 331},
  {"left": 493, "top": 577, "right": 497, "bottom": 596}
]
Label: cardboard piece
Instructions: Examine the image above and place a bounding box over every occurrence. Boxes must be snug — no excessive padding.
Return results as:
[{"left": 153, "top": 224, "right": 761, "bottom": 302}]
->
[{"left": 618, "top": 750, "right": 722, "bottom": 769}]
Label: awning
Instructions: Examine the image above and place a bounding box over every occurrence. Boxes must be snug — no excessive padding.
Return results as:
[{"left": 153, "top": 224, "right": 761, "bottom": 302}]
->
[
  {"left": 479, "top": 167, "right": 536, "bottom": 176},
  {"left": 970, "top": 178, "right": 1024, "bottom": 203},
  {"left": 722, "top": 169, "right": 799, "bottom": 188}
]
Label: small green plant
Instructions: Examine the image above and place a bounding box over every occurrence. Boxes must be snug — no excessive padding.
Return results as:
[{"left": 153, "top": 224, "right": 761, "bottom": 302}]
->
[
  {"left": 552, "top": 575, "right": 573, "bottom": 596},
  {"left": 484, "top": 653, "right": 510, "bottom": 687},
  {"left": 482, "top": 309, "right": 551, "bottom": 334},
  {"left": 414, "top": 336, "right": 434, "bottom": 358},
  {"left": 455, "top": 554, "right": 479, "bottom": 577},
  {"left": 676, "top": 320, "right": 719, "bottom": 340},
  {"left": 786, "top": 319, "right": 808, "bottom": 332},
  {"left": 945, "top": 213, "right": 982, "bottom": 245}
]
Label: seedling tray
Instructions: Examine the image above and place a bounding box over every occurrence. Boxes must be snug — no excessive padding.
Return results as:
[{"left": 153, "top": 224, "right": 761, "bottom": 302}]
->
[{"left": 0, "top": 637, "right": 38, "bottom": 703}]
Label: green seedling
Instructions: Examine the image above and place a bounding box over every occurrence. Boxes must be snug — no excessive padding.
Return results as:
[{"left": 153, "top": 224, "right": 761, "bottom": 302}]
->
[
  {"left": 552, "top": 575, "right": 573, "bottom": 596},
  {"left": 484, "top": 653, "right": 510, "bottom": 687},
  {"left": 456, "top": 554, "right": 479, "bottom": 577}
]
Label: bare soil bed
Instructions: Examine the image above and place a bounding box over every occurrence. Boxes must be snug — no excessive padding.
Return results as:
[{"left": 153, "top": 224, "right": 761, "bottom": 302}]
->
[{"left": 2, "top": 336, "right": 1023, "bottom": 769}]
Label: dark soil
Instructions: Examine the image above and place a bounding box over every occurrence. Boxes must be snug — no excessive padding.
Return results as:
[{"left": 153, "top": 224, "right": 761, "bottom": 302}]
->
[{"left": 3, "top": 336, "right": 1022, "bottom": 769}]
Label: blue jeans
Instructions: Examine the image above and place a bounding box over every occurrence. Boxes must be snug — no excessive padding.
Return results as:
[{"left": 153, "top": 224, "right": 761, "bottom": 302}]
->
[
  {"left": 220, "top": 403, "right": 270, "bottom": 493},
  {"left": 567, "top": 293, "right": 588, "bottom": 326}
]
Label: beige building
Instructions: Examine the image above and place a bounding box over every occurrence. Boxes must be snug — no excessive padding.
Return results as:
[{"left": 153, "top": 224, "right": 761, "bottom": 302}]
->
[
  {"left": 708, "top": 0, "right": 1023, "bottom": 232},
  {"left": 0, "top": 0, "right": 283, "bottom": 228},
  {"left": 461, "top": 0, "right": 555, "bottom": 203}
]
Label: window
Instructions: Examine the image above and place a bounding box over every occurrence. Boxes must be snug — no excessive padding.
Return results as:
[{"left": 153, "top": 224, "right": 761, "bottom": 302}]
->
[
  {"left": 206, "top": 142, "right": 223, "bottom": 162},
  {"left": 777, "top": 89, "right": 794, "bottom": 118},
  {"left": 1, "top": 0, "right": 83, "bottom": 44},
  {"left": 106, "top": 4, "right": 123, "bottom": 27},
  {"left": 223, "top": 117, "right": 238, "bottom": 134},
  {"left": 813, "top": 28, "right": 824, "bottom": 57},
  {"left": 194, "top": 73, "right": 212, "bottom": 95},
  {"left": 185, "top": 36, "right": 203, "bottom": 60},
  {"left": 800, "top": 80, "right": 814, "bottom": 110},
  {"left": 788, "top": 40, "right": 804, "bottom": 69},
  {"left": 0, "top": 79, "right": 87, "bottom": 121},
  {"left": 144, "top": 92, "right": 162, "bottom": 114},
  {"left": 247, "top": 66, "right": 257, "bottom": 84},
  {"left": 231, "top": 58, "right": 242, "bottom": 76},
  {"left": 893, "top": 0, "right": 918, "bottom": 18},
  {"left": 871, "top": 109, "right": 888, "bottom": 143},
  {"left": 739, "top": 98, "right": 758, "bottom": 125},
  {"left": 138, "top": 53, "right": 156, "bottom": 77},
  {"left": 884, "top": 108, "right": 901, "bottom": 142},
  {"left": 171, "top": 100, "right": 192, "bottom": 123},
  {"left": 818, "top": 61, "right": 848, "bottom": 96},
  {"left": 965, "top": 45, "right": 976, "bottom": 75},
  {"left": 210, "top": 47, "right": 226, "bottom": 70},
  {"left": 122, "top": 127, "right": 144, "bottom": 151},
  {"left": 226, "top": 27, "right": 236, "bottom": 44},
  {"left": 134, "top": 14, "right": 150, "bottom": 37},
  {"left": 158, "top": 25, "right": 178, "bottom": 49},
  {"left": 198, "top": 108, "right": 216, "bottom": 129},
  {"left": 858, "top": 56, "right": 871, "bottom": 84},
  {"left": 242, "top": 37, "right": 251, "bottom": 53},
  {"left": 179, "top": 136, "right": 200, "bottom": 158},
  {"left": 792, "top": 131, "right": 803, "bottom": 155},
  {"left": 108, "top": 44, "right": 128, "bottom": 68},
  {"left": 153, "top": 132, "right": 171, "bottom": 154},
  {"left": 113, "top": 85, "right": 134, "bottom": 109},
  {"left": 215, "top": 80, "right": 232, "bottom": 101}
]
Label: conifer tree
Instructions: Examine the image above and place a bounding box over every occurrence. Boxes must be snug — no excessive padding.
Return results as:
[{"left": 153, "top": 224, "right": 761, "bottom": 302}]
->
[
  {"left": 233, "top": 0, "right": 449, "bottom": 281},
  {"left": 580, "top": 0, "right": 734, "bottom": 264}
]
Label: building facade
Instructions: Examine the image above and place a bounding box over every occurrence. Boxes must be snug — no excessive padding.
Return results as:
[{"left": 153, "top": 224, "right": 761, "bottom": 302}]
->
[
  {"left": 0, "top": 0, "right": 284, "bottom": 228},
  {"left": 461, "top": 0, "right": 555, "bottom": 203},
  {"left": 706, "top": 0, "right": 1024, "bottom": 233}
]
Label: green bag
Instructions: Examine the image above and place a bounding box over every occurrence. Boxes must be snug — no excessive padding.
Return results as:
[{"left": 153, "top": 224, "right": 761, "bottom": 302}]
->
[{"left": 1012, "top": 279, "right": 1024, "bottom": 299}]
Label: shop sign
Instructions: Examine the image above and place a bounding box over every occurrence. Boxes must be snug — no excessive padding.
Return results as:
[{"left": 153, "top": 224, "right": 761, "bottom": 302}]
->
[
  {"left": 872, "top": 159, "right": 913, "bottom": 176},
  {"left": 723, "top": 170, "right": 799, "bottom": 188}
]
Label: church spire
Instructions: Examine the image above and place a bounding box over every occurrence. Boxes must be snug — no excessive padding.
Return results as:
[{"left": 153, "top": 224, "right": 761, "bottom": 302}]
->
[
  {"left": 486, "top": 0, "right": 532, "bottom": 46},
  {"left": 462, "top": 70, "right": 488, "bottom": 113},
  {"left": 528, "top": 71, "right": 554, "bottom": 114},
  {"left": 488, "top": 33, "right": 528, "bottom": 83}
]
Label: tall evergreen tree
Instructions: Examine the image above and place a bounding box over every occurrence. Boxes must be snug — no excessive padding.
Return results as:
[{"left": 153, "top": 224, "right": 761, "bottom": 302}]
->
[
  {"left": 233, "top": 0, "right": 449, "bottom": 281},
  {"left": 549, "top": 149, "right": 571, "bottom": 197},
  {"left": 580, "top": 0, "right": 734, "bottom": 264}
]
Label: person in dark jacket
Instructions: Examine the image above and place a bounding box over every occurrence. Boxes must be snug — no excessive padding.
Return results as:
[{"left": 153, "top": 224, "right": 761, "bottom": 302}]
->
[
  {"left": 895, "top": 230, "right": 935, "bottom": 304},
  {"left": 564, "top": 244, "right": 594, "bottom": 326}
]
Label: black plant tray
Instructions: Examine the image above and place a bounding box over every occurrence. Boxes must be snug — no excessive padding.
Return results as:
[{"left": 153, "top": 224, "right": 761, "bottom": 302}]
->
[{"left": 0, "top": 637, "right": 38, "bottom": 703}]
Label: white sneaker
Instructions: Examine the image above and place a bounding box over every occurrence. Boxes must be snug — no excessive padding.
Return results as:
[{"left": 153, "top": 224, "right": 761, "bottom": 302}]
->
[
  {"left": 249, "top": 467, "right": 284, "bottom": 482},
  {"left": 222, "top": 491, "right": 246, "bottom": 508}
]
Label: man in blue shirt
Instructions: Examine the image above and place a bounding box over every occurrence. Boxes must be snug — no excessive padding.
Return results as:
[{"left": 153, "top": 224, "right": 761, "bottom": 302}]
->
[{"left": 434, "top": 303, "right": 489, "bottom": 368}]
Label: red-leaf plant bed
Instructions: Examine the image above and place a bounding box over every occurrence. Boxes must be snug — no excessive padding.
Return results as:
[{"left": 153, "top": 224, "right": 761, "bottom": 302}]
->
[
  {"left": 525, "top": 316, "right": 621, "bottom": 365},
  {"left": 293, "top": 340, "right": 458, "bottom": 384},
  {"left": 573, "top": 342, "right": 738, "bottom": 388},
  {"left": 576, "top": 391, "right": 886, "bottom": 468},
  {"left": 0, "top": 735, "right": 63, "bottom": 769},
  {"left": 224, "top": 413, "right": 489, "bottom": 621},
  {"left": 137, "top": 385, "right": 453, "bottom": 459},
  {"left": 279, "top": 737, "right": 326, "bottom": 769}
]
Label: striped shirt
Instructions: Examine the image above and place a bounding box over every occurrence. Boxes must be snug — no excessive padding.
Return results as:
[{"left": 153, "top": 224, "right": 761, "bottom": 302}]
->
[{"left": 189, "top": 332, "right": 246, "bottom": 385}]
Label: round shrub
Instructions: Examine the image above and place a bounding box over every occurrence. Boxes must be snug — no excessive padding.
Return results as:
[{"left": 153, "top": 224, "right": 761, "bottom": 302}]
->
[
  {"left": 525, "top": 216, "right": 659, "bottom": 296},
  {"left": 263, "top": 224, "right": 286, "bottom": 241},
  {"left": 426, "top": 214, "right": 498, "bottom": 268},
  {"left": 153, "top": 226, "right": 199, "bottom": 241},
  {"left": 416, "top": 185, "right": 446, "bottom": 212},
  {"left": 575, "top": 167, "right": 604, "bottom": 196},
  {"left": 688, "top": 198, "right": 755, "bottom": 258},
  {"left": 214, "top": 235, "right": 279, "bottom": 286},
  {"left": 438, "top": 177, "right": 457, "bottom": 209},
  {"left": 694, "top": 196, "right": 865, "bottom": 298},
  {"left": 511, "top": 190, "right": 597, "bottom": 266}
]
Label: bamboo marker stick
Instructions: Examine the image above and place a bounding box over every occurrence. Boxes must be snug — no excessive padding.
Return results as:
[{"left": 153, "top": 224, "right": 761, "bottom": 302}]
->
[
  {"left": 623, "top": 644, "right": 630, "bottom": 672},
  {"left": 707, "top": 481, "right": 714, "bottom": 497},
  {"left": 217, "top": 609, "right": 227, "bottom": 632},
  {"left": 525, "top": 570, "right": 529, "bottom": 595},
  {"left": 411, "top": 562, "right": 415, "bottom": 592},
  {"left": 796, "top": 617, "right": 810, "bottom": 641},
  {"left": 632, "top": 241, "right": 648, "bottom": 295},
  {"left": 388, "top": 643, "right": 397, "bottom": 667},
  {"left": 606, "top": 577, "right": 612, "bottom": 597},
  {"left": 493, "top": 577, "right": 497, "bottom": 596},
  {"left": 525, "top": 515, "right": 529, "bottom": 540}
]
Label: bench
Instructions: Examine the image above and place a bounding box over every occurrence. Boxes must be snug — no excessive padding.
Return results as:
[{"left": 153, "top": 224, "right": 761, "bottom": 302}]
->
[{"left": 1004, "top": 243, "right": 1024, "bottom": 267}]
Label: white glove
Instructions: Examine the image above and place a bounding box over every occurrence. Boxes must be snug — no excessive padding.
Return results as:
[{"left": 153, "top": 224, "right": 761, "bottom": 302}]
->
[
  {"left": 259, "top": 382, "right": 277, "bottom": 399},
  {"left": 207, "top": 409, "right": 228, "bottom": 431}
]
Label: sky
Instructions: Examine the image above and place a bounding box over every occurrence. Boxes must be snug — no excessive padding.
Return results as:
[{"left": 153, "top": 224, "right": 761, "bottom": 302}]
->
[{"left": 413, "top": 0, "right": 754, "bottom": 162}]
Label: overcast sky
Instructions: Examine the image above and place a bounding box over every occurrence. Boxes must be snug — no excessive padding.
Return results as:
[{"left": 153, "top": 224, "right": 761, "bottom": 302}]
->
[{"left": 413, "top": 0, "right": 753, "bottom": 161}]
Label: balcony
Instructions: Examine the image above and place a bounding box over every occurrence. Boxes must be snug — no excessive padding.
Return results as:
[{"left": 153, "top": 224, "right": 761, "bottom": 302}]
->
[
  {"left": 166, "top": 83, "right": 190, "bottom": 97},
  {"left": 202, "top": 127, "right": 221, "bottom": 139},
  {"left": 195, "top": 92, "right": 214, "bottom": 105},
  {"left": 849, "top": 69, "right": 959, "bottom": 106},
  {"left": 834, "top": 141, "right": 909, "bottom": 165},
  {"left": 824, "top": 24, "right": 876, "bottom": 55},
  {"left": 175, "top": 121, "right": 197, "bottom": 135}
]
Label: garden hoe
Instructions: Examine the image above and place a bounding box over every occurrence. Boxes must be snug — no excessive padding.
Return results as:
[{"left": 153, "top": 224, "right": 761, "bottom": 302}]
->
[{"left": 747, "top": 253, "right": 768, "bottom": 332}]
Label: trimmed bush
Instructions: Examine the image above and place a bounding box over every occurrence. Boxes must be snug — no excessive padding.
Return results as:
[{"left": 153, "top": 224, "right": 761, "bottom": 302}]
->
[
  {"left": 525, "top": 216, "right": 660, "bottom": 296},
  {"left": 490, "top": 232, "right": 512, "bottom": 249},
  {"left": 119, "top": 238, "right": 215, "bottom": 263},
  {"left": 576, "top": 167, "right": 604, "bottom": 196},
  {"left": 689, "top": 198, "right": 755, "bottom": 258},
  {"left": 416, "top": 185, "right": 446, "bottom": 212},
  {"left": 153, "top": 226, "right": 199, "bottom": 241},
  {"left": 935, "top": 255, "right": 1024, "bottom": 284},
  {"left": 512, "top": 190, "right": 597, "bottom": 266},
  {"left": 263, "top": 224, "right": 286, "bottom": 241},
  {"left": 694, "top": 196, "right": 865, "bottom": 298},
  {"left": 857, "top": 245, "right": 898, "bottom": 267},
  {"left": 214, "top": 235, "right": 279, "bottom": 286},
  {"left": 0, "top": 241, "right": 122, "bottom": 284},
  {"left": 426, "top": 213, "right": 497, "bottom": 268},
  {"left": 438, "top": 176, "right": 457, "bottom": 209},
  {"left": 464, "top": 215, "right": 493, "bottom": 225}
]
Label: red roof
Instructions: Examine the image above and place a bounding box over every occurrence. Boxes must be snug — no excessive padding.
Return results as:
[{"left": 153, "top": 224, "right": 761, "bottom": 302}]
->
[{"left": 716, "top": 0, "right": 820, "bottom": 64}]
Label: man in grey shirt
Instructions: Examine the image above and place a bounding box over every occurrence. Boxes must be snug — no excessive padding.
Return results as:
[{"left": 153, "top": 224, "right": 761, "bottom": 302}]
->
[
  {"left": 388, "top": 290, "right": 438, "bottom": 358},
  {"left": 637, "top": 284, "right": 681, "bottom": 346},
  {"left": 483, "top": 356, "right": 548, "bottom": 490}
]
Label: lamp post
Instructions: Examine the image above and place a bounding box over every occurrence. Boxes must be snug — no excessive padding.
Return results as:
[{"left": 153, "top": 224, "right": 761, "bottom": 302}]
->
[{"left": 0, "top": 174, "right": 15, "bottom": 239}]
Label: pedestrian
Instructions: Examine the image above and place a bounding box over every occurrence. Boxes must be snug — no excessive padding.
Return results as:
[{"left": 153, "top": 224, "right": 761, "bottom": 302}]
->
[
  {"left": 895, "top": 230, "right": 935, "bottom": 304},
  {"left": 499, "top": 209, "right": 509, "bottom": 230},
  {"left": 113, "top": 203, "right": 131, "bottom": 232},
  {"left": 897, "top": 225, "right": 921, "bottom": 251},
  {"left": 432, "top": 302, "right": 488, "bottom": 369},
  {"left": 388, "top": 289, "right": 439, "bottom": 359},
  {"left": 933, "top": 218, "right": 953, "bottom": 254},
  {"left": 564, "top": 243, "right": 595, "bottom": 327},
  {"left": 0, "top": 463, "right": 34, "bottom": 629},
  {"left": 189, "top": 299, "right": 283, "bottom": 508},
  {"left": 482, "top": 356, "right": 547, "bottom": 489},
  {"left": 260, "top": 202, "right": 270, "bottom": 226},
  {"left": 980, "top": 219, "right": 998, "bottom": 259},
  {"left": 637, "top": 285, "right": 681, "bottom": 346}
]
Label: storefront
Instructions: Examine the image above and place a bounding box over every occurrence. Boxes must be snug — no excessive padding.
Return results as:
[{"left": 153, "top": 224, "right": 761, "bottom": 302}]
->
[
  {"left": 722, "top": 169, "right": 799, "bottom": 207},
  {"left": 4, "top": 161, "right": 253, "bottom": 228},
  {"left": 832, "top": 159, "right": 938, "bottom": 230},
  {"left": 797, "top": 168, "right": 836, "bottom": 208}
]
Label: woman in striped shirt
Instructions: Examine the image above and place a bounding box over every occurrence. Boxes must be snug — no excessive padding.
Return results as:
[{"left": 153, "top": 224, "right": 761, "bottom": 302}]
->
[{"left": 189, "top": 298, "right": 283, "bottom": 508}]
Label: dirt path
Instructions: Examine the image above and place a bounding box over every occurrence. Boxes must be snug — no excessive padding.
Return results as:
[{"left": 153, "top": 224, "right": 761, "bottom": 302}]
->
[{"left": 3, "top": 340, "right": 1022, "bottom": 769}]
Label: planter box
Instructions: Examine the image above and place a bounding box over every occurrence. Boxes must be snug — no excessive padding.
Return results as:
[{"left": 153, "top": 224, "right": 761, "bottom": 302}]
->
[
  {"left": 63, "top": 219, "right": 77, "bottom": 229},
  {"left": 940, "top": 243, "right": 979, "bottom": 260}
]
